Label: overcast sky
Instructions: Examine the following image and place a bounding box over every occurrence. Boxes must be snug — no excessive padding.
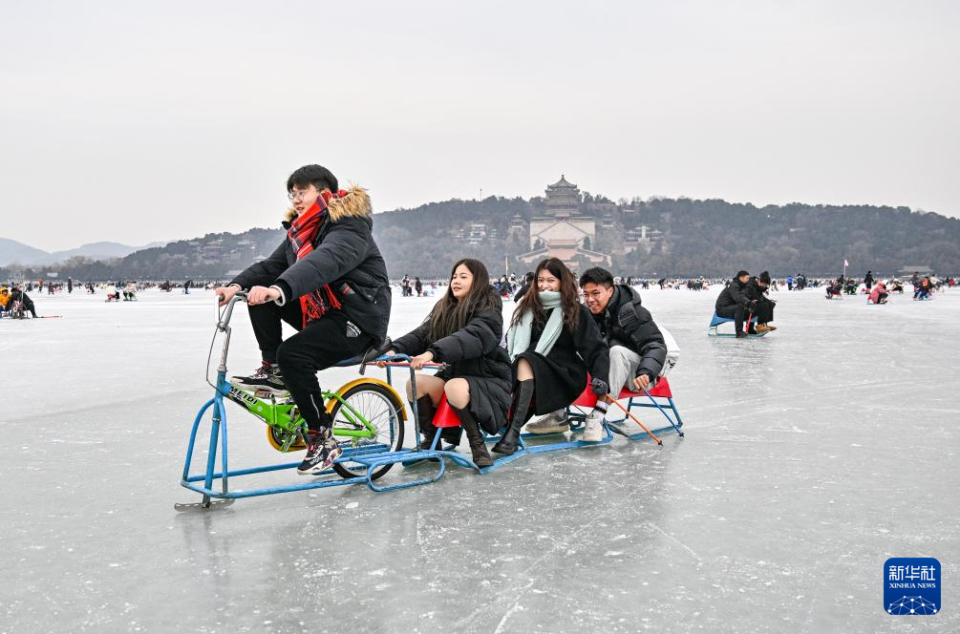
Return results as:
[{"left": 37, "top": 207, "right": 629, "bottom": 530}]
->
[{"left": 2, "top": 0, "right": 958, "bottom": 251}]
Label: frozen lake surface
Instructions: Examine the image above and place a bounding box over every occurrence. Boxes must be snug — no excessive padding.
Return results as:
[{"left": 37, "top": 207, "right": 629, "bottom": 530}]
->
[{"left": 2, "top": 286, "right": 958, "bottom": 633}]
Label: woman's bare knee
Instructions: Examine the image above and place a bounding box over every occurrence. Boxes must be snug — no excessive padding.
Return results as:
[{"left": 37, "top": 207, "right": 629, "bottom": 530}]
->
[
  {"left": 408, "top": 374, "right": 446, "bottom": 404},
  {"left": 444, "top": 379, "right": 471, "bottom": 409},
  {"left": 517, "top": 358, "right": 534, "bottom": 381}
]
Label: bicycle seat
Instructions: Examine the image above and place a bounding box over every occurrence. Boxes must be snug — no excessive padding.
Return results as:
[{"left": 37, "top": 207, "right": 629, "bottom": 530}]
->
[{"left": 335, "top": 337, "right": 393, "bottom": 368}]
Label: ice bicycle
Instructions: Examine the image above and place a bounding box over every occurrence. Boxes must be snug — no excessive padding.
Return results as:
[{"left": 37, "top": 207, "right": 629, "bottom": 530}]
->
[
  {"left": 177, "top": 291, "right": 407, "bottom": 509},
  {"left": 178, "top": 292, "right": 684, "bottom": 507}
]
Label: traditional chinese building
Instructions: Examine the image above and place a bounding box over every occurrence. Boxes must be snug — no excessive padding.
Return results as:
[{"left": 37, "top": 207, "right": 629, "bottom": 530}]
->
[{"left": 517, "top": 175, "right": 611, "bottom": 269}]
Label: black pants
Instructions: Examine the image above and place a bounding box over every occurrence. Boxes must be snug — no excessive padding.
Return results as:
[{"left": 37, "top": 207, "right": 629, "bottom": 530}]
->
[
  {"left": 716, "top": 304, "right": 746, "bottom": 333},
  {"left": 754, "top": 299, "right": 775, "bottom": 325},
  {"left": 248, "top": 299, "right": 374, "bottom": 433}
]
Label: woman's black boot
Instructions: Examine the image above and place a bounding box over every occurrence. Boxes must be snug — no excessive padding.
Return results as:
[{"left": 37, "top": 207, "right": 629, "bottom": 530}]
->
[
  {"left": 492, "top": 379, "right": 534, "bottom": 456},
  {"left": 453, "top": 405, "right": 493, "bottom": 468},
  {"left": 413, "top": 395, "right": 438, "bottom": 450},
  {"left": 440, "top": 425, "right": 463, "bottom": 449}
]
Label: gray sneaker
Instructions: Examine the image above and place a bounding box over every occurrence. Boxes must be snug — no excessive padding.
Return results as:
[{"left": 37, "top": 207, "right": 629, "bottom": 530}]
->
[
  {"left": 524, "top": 410, "right": 569, "bottom": 435},
  {"left": 582, "top": 410, "right": 605, "bottom": 442}
]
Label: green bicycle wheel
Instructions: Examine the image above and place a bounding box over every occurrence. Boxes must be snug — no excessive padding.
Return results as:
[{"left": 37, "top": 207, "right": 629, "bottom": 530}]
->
[{"left": 329, "top": 381, "right": 405, "bottom": 480}]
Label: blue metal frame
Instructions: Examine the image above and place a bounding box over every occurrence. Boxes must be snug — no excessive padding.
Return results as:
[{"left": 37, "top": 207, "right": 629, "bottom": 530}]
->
[
  {"left": 619, "top": 385, "right": 685, "bottom": 441},
  {"left": 179, "top": 369, "right": 368, "bottom": 507},
  {"left": 345, "top": 359, "right": 617, "bottom": 492},
  {"left": 707, "top": 311, "right": 767, "bottom": 338},
  {"left": 565, "top": 387, "right": 684, "bottom": 444}
]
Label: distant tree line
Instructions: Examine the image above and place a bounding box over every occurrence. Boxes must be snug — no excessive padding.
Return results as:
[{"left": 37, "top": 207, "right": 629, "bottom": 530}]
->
[{"left": 3, "top": 196, "right": 958, "bottom": 281}]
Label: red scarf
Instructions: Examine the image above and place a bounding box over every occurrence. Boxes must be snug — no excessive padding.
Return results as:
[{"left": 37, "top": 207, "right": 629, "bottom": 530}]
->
[{"left": 286, "top": 189, "right": 348, "bottom": 327}]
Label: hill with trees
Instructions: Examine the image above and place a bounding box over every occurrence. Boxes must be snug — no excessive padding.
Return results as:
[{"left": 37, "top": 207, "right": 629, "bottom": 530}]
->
[{"left": 2, "top": 195, "right": 958, "bottom": 281}]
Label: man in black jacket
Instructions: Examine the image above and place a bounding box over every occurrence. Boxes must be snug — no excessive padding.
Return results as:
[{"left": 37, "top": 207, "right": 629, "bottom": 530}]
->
[
  {"left": 746, "top": 271, "right": 777, "bottom": 333},
  {"left": 215, "top": 165, "right": 391, "bottom": 475},
  {"left": 715, "top": 270, "right": 755, "bottom": 338}
]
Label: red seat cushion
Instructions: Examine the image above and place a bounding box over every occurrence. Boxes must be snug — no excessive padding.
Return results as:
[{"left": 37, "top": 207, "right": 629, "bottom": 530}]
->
[
  {"left": 574, "top": 375, "right": 675, "bottom": 407},
  {"left": 432, "top": 395, "right": 462, "bottom": 428},
  {"left": 619, "top": 376, "right": 673, "bottom": 399}
]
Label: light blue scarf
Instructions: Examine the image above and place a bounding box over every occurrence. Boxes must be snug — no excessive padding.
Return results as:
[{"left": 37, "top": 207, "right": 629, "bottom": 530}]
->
[{"left": 507, "top": 290, "right": 564, "bottom": 361}]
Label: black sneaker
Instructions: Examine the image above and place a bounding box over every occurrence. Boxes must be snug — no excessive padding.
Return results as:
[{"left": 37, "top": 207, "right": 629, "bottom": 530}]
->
[
  {"left": 297, "top": 432, "right": 342, "bottom": 475},
  {"left": 231, "top": 363, "right": 289, "bottom": 396}
]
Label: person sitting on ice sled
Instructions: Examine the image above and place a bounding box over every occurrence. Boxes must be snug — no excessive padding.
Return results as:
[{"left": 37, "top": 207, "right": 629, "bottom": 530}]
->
[
  {"left": 913, "top": 276, "right": 933, "bottom": 300},
  {"left": 715, "top": 270, "right": 755, "bottom": 338},
  {"left": 384, "top": 258, "right": 511, "bottom": 468},
  {"left": 8, "top": 286, "right": 38, "bottom": 318},
  {"left": 493, "top": 258, "right": 610, "bottom": 454},
  {"left": 867, "top": 281, "right": 889, "bottom": 304},
  {"left": 215, "top": 164, "right": 391, "bottom": 475},
  {"left": 0, "top": 286, "right": 9, "bottom": 317},
  {"left": 526, "top": 266, "right": 676, "bottom": 437},
  {"left": 826, "top": 279, "right": 842, "bottom": 298},
  {"left": 745, "top": 271, "right": 777, "bottom": 333}
]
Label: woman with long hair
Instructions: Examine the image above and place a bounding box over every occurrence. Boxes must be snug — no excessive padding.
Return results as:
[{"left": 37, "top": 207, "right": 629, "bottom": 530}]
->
[
  {"left": 386, "top": 259, "right": 511, "bottom": 467},
  {"left": 494, "top": 258, "right": 610, "bottom": 456}
]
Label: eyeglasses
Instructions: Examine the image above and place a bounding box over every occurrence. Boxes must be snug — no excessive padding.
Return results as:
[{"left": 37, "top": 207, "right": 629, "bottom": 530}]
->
[{"left": 287, "top": 190, "right": 312, "bottom": 201}]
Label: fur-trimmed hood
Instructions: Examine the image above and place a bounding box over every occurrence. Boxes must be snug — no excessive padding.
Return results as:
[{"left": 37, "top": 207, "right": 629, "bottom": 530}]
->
[{"left": 284, "top": 185, "right": 372, "bottom": 224}]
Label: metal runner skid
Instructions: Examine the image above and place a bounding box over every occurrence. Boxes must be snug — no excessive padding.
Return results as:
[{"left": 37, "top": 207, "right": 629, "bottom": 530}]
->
[{"left": 178, "top": 293, "right": 684, "bottom": 507}]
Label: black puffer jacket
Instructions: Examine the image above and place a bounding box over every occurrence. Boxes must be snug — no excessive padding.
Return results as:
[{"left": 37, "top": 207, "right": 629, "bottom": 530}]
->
[
  {"left": 592, "top": 285, "right": 667, "bottom": 381},
  {"left": 715, "top": 278, "right": 752, "bottom": 311},
  {"left": 230, "top": 187, "right": 391, "bottom": 341},
  {"left": 391, "top": 289, "right": 512, "bottom": 434},
  {"left": 746, "top": 278, "right": 773, "bottom": 303}
]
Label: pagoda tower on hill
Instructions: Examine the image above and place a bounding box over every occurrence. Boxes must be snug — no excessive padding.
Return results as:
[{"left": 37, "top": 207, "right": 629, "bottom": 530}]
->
[{"left": 518, "top": 175, "right": 611, "bottom": 270}]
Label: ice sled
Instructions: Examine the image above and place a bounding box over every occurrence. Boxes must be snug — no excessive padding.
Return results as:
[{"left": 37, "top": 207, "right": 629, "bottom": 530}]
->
[
  {"left": 707, "top": 312, "right": 768, "bottom": 337},
  {"left": 355, "top": 366, "right": 618, "bottom": 492},
  {"left": 569, "top": 376, "right": 684, "bottom": 443}
]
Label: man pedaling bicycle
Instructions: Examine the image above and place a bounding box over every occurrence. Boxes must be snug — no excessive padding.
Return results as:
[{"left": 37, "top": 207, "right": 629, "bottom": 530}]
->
[{"left": 215, "top": 164, "right": 391, "bottom": 475}]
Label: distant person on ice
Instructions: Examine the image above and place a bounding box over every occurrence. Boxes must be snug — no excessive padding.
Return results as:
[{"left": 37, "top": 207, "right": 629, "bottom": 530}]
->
[
  {"left": 8, "top": 286, "right": 38, "bottom": 318},
  {"left": 715, "top": 270, "right": 755, "bottom": 338},
  {"left": 826, "top": 279, "right": 842, "bottom": 298},
  {"left": 868, "top": 281, "right": 888, "bottom": 304},
  {"left": 215, "top": 164, "right": 391, "bottom": 475},
  {"left": 746, "top": 271, "right": 777, "bottom": 333}
]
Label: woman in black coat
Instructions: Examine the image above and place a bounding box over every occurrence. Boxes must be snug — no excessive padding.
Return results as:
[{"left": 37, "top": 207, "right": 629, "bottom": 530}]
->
[
  {"left": 386, "top": 259, "right": 511, "bottom": 467},
  {"left": 495, "top": 258, "right": 610, "bottom": 455}
]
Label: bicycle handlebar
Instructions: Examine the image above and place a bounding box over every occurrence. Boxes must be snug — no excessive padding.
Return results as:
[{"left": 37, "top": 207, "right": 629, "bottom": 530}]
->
[
  {"left": 366, "top": 354, "right": 446, "bottom": 369},
  {"left": 217, "top": 290, "right": 248, "bottom": 330}
]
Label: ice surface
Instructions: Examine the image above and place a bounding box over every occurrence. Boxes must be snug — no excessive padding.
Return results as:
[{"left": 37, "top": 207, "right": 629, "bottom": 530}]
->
[{"left": 1, "top": 287, "right": 958, "bottom": 633}]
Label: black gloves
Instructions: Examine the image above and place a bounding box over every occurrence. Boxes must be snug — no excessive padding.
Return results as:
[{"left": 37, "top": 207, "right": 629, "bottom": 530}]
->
[{"left": 590, "top": 377, "right": 609, "bottom": 396}]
